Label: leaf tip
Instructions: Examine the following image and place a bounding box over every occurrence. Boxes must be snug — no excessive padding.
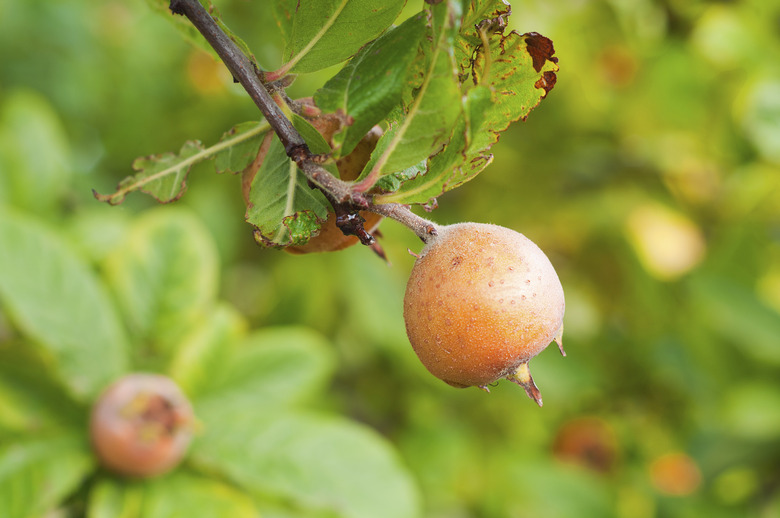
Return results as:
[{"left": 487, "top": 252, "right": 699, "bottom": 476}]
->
[{"left": 92, "top": 188, "right": 125, "bottom": 206}]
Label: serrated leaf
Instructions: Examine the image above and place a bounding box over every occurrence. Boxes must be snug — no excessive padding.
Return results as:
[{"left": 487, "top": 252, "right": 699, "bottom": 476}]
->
[
  {"left": 0, "top": 434, "right": 94, "bottom": 518},
  {"left": 95, "top": 140, "right": 205, "bottom": 205},
  {"left": 357, "top": 2, "right": 463, "bottom": 188},
  {"left": 213, "top": 121, "right": 268, "bottom": 175},
  {"left": 95, "top": 121, "right": 269, "bottom": 205},
  {"left": 192, "top": 411, "right": 421, "bottom": 518},
  {"left": 314, "top": 13, "right": 426, "bottom": 157},
  {"left": 103, "top": 208, "right": 219, "bottom": 356},
  {"left": 88, "top": 471, "right": 258, "bottom": 518},
  {"left": 378, "top": 31, "right": 559, "bottom": 204},
  {"left": 192, "top": 327, "right": 336, "bottom": 412},
  {"left": 274, "top": 0, "right": 407, "bottom": 76},
  {"left": 273, "top": 0, "right": 296, "bottom": 44},
  {"left": 0, "top": 210, "right": 129, "bottom": 401},
  {"left": 245, "top": 116, "right": 332, "bottom": 247}
]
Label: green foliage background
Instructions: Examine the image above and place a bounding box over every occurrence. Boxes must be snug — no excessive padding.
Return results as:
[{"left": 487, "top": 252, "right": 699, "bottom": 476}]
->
[{"left": 1, "top": 0, "right": 780, "bottom": 517}]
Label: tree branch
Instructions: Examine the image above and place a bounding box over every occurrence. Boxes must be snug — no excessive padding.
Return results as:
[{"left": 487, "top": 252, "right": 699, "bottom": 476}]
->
[
  {"left": 169, "top": 0, "right": 299, "bottom": 151},
  {"left": 168, "top": 0, "right": 438, "bottom": 244}
]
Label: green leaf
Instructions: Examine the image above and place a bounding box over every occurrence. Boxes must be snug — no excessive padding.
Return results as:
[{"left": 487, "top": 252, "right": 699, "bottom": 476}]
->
[
  {"left": 275, "top": 0, "right": 407, "bottom": 75},
  {"left": 376, "top": 87, "right": 490, "bottom": 204},
  {"left": 103, "top": 208, "right": 219, "bottom": 356},
  {"left": 0, "top": 210, "right": 129, "bottom": 401},
  {"left": 213, "top": 121, "right": 269, "bottom": 174},
  {"left": 95, "top": 140, "right": 205, "bottom": 205},
  {"left": 0, "top": 89, "right": 71, "bottom": 213},
  {"left": 0, "top": 434, "right": 94, "bottom": 518},
  {"left": 0, "top": 346, "right": 86, "bottom": 436},
  {"left": 95, "top": 122, "right": 270, "bottom": 205},
  {"left": 192, "top": 412, "right": 421, "bottom": 518},
  {"left": 245, "top": 116, "right": 331, "bottom": 248},
  {"left": 88, "top": 471, "right": 258, "bottom": 518},
  {"left": 192, "top": 327, "right": 336, "bottom": 411},
  {"left": 314, "top": 13, "right": 426, "bottom": 157},
  {"left": 689, "top": 274, "right": 780, "bottom": 365},
  {"left": 377, "top": 31, "right": 559, "bottom": 204},
  {"left": 168, "top": 303, "right": 248, "bottom": 399},
  {"left": 357, "top": 2, "right": 463, "bottom": 187}
]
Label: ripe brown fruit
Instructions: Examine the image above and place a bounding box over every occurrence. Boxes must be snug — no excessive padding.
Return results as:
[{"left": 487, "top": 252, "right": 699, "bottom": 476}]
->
[
  {"left": 403, "top": 223, "right": 565, "bottom": 405},
  {"left": 90, "top": 373, "right": 195, "bottom": 478}
]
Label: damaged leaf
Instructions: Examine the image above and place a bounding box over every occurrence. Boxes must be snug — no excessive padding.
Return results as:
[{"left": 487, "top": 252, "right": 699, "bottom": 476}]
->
[
  {"left": 245, "top": 116, "right": 332, "bottom": 248},
  {"left": 95, "top": 121, "right": 269, "bottom": 205},
  {"left": 95, "top": 140, "right": 203, "bottom": 205},
  {"left": 378, "top": 30, "right": 558, "bottom": 205}
]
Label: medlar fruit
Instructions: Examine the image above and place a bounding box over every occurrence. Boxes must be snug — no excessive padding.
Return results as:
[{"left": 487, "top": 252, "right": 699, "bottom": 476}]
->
[
  {"left": 89, "top": 373, "right": 195, "bottom": 477},
  {"left": 403, "top": 223, "right": 565, "bottom": 405}
]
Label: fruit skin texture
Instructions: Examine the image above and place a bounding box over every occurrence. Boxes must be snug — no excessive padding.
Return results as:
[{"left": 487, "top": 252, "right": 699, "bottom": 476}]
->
[
  {"left": 403, "top": 223, "right": 564, "bottom": 402},
  {"left": 90, "top": 373, "right": 195, "bottom": 478}
]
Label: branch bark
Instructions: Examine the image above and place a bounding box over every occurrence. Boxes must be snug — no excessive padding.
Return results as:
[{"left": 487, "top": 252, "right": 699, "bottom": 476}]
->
[{"left": 168, "top": 0, "right": 439, "bottom": 243}]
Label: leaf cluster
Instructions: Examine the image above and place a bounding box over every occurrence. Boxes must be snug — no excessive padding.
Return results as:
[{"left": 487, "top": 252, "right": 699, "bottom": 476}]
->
[{"left": 97, "top": 0, "right": 559, "bottom": 249}]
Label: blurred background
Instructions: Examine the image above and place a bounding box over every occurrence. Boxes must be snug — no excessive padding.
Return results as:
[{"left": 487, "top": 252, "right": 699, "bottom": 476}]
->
[{"left": 1, "top": 0, "right": 779, "bottom": 516}]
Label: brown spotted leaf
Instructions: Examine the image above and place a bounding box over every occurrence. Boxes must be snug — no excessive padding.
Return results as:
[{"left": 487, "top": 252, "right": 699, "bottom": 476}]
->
[
  {"left": 377, "top": 30, "right": 558, "bottom": 205},
  {"left": 455, "top": 0, "right": 513, "bottom": 76}
]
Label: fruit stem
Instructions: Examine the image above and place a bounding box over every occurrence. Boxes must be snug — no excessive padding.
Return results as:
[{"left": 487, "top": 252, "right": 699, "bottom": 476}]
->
[
  {"left": 506, "top": 363, "right": 543, "bottom": 406},
  {"left": 367, "top": 203, "right": 441, "bottom": 243}
]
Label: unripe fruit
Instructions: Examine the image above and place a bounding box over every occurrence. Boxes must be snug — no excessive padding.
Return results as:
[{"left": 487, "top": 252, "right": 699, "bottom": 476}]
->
[
  {"left": 403, "top": 223, "right": 565, "bottom": 405},
  {"left": 90, "top": 373, "right": 195, "bottom": 477}
]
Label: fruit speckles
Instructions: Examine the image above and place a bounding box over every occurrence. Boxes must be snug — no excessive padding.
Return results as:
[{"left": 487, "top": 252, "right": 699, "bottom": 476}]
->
[{"left": 404, "top": 223, "right": 565, "bottom": 405}]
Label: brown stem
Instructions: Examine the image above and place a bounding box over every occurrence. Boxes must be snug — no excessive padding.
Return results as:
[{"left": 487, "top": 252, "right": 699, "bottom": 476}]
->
[{"left": 367, "top": 203, "right": 440, "bottom": 243}]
